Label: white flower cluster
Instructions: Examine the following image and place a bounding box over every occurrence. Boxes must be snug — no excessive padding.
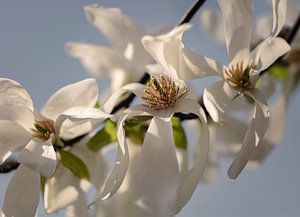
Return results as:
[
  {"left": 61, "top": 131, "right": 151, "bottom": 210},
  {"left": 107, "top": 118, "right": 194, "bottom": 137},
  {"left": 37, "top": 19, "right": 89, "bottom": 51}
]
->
[{"left": 0, "top": 0, "right": 299, "bottom": 217}]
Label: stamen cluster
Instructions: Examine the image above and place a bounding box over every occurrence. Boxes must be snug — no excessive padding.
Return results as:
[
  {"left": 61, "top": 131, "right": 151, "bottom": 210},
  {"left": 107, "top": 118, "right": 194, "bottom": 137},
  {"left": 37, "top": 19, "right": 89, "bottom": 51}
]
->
[
  {"left": 142, "top": 75, "right": 186, "bottom": 110},
  {"left": 31, "top": 119, "right": 55, "bottom": 141},
  {"left": 224, "top": 62, "right": 255, "bottom": 92}
]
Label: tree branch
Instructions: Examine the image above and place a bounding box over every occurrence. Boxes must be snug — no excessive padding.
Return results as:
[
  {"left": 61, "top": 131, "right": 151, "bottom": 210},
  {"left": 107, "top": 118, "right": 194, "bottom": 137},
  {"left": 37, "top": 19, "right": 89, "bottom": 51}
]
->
[
  {"left": 178, "top": 0, "right": 206, "bottom": 25},
  {"left": 286, "top": 12, "right": 300, "bottom": 44}
]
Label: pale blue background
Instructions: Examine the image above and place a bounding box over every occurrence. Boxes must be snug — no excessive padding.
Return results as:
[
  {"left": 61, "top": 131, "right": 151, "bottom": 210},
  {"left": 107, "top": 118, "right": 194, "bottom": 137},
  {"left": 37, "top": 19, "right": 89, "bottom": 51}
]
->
[{"left": 0, "top": 0, "right": 299, "bottom": 216}]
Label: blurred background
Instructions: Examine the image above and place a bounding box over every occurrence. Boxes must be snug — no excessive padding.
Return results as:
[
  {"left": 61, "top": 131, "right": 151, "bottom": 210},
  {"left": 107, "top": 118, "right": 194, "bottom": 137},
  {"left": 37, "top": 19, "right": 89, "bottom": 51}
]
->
[{"left": 0, "top": 0, "right": 299, "bottom": 216}]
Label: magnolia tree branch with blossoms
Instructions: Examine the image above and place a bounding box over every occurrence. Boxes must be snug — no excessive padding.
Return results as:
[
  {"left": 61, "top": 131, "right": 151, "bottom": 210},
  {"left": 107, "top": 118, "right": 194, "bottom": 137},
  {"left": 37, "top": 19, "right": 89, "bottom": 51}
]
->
[{"left": 0, "top": 0, "right": 299, "bottom": 216}]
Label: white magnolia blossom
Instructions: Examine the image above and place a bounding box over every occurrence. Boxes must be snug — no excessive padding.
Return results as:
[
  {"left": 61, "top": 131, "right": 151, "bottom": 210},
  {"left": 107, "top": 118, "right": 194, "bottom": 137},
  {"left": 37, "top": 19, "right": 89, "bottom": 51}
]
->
[
  {"left": 95, "top": 24, "right": 209, "bottom": 217},
  {"left": 45, "top": 133, "right": 109, "bottom": 217},
  {"left": 66, "top": 5, "right": 157, "bottom": 91},
  {"left": 169, "top": 0, "right": 290, "bottom": 179},
  {"left": 0, "top": 78, "right": 110, "bottom": 217}
]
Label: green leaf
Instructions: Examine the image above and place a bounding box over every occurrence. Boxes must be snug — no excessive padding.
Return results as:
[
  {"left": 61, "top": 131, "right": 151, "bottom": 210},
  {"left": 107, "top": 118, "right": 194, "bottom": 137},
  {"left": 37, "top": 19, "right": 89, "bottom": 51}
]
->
[
  {"left": 59, "top": 150, "right": 90, "bottom": 180},
  {"left": 172, "top": 117, "right": 187, "bottom": 150},
  {"left": 125, "top": 124, "right": 147, "bottom": 144},
  {"left": 87, "top": 119, "right": 117, "bottom": 151},
  {"left": 268, "top": 64, "right": 288, "bottom": 80}
]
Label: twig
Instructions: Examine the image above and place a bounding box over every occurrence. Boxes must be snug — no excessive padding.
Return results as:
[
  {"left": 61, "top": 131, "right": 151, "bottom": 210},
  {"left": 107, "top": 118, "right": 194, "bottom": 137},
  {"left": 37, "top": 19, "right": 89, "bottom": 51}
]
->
[
  {"left": 178, "top": 0, "right": 206, "bottom": 25},
  {"left": 0, "top": 158, "right": 20, "bottom": 173},
  {"left": 286, "top": 12, "right": 300, "bottom": 44}
]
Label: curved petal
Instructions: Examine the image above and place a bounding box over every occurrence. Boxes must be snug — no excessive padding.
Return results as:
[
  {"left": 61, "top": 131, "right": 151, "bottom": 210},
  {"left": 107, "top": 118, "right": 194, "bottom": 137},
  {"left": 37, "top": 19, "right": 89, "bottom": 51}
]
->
[
  {"left": 99, "top": 106, "right": 155, "bottom": 201},
  {"left": 271, "top": 0, "right": 287, "bottom": 38},
  {"left": 181, "top": 48, "right": 225, "bottom": 79},
  {"left": 218, "top": 0, "right": 252, "bottom": 64},
  {"left": 2, "top": 165, "right": 40, "bottom": 217},
  {"left": 203, "top": 80, "right": 238, "bottom": 123},
  {"left": 42, "top": 79, "right": 99, "bottom": 120},
  {"left": 171, "top": 99, "right": 209, "bottom": 214},
  {"left": 200, "top": 8, "right": 225, "bottom": 43},
  {"left": 228, "top": 89, "right": 270, "bottom": 179},
  {"left": 0, "top": 78, "right": 33, "bottom": 111},
  {"left": 0, "top": 105, "right": 34, "bottom": 131},
  {"left": 131, "top": 117, "right": 180, "bottom": 217},
  {"left": 255, "top": 15, "right": 273, "bottom": 40},
  {"left": 44, "top": 165, "right": 82, "bottom": 213},
  {"left": 66, "top": 42, "right": 131, "bottom": 87},
  {"left": 99, "top": 112, "right": 130, "bottom": 200},
  {"left": 252, "top": 37, "right": 290, "bottom": 71},
  {"left": 142, "top": 24, "right": 204, "bottom": 81},
  {"left": 0, "top": 120, "right": 31, "bottom": 163},
  {"left": 18, "top": 137, "right": 57, "bottom": 177},
  {"left": 55, "top": 107, "right": 111, "bottom": 136},
  {"left": 84, "top": 5, "right": 151, "bottom": 70},
  {"left": 103, "top": 83, "right": 146, "bottom": 113}
]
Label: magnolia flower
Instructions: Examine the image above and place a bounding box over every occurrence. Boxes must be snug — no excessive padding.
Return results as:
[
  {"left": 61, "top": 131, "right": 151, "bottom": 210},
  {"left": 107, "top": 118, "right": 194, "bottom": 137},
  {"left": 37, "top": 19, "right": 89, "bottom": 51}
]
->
[
  {"left": 66, "top": 5, "right": 156, "bottom": 91},
  {"left": 170, "top": 0, "right": 290, "bottom": 179},
  {"left": 0, "top": 78, "right": 110, "bottom": 217},
  {"left": 95, "top": 24, "right": 209, "bottom": 217},
  {"left": 45, "top": 133, "right": 108, "bottom": 217}
]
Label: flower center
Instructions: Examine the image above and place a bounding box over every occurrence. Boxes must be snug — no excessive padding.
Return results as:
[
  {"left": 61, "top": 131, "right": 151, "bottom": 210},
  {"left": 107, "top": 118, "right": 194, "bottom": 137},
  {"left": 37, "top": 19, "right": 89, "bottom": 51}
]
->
[
  {"left": 142, "top": 75, "right": 186, "bottom": 110},
  {"left": 31, "top": 119, "right": 55, "bottom": 141},
  {"left": 224, "top": 62, "right": 255, "bottom": 91}
]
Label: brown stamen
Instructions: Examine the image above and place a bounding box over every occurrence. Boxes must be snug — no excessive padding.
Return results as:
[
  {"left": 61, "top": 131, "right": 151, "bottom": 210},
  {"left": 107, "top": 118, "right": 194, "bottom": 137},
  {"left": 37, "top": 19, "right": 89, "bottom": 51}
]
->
[
  {"left": 142, "top": 75, "right": 187, "bottom": 110},
  {"left": 224, "top": 62, "right": 255, "bottom": 92},
  {"left": 31, "top": 119, "right": 55, "bottom": 141}
]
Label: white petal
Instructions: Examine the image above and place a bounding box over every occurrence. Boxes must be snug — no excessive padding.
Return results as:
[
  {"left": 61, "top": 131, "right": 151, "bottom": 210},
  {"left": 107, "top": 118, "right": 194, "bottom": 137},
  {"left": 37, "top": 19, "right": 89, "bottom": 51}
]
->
[
  {"left": 271, "top": 0, "right": 287, "bottom": 37},
  {"left": 84, "top": 5, "right": 151, "bottom": 70},
  {"left": 102, "top": 83, "right": 146, "bottom": 113},
  {"left": 0, "top": 78, "right": 33, "bottom": 110},
  {"left": 171, "top": 99, "right": 209, "bottom": 213},
  {"left": 181, "top": 48, "right": 225, "bottom": 79},
  {"left": 142, "top": 24, "right": 196, "bottom": 81},
  {"left": 255, "top": 15, "right": 273, "bottom": 39},
  {"left": 0, "top": 120, "right": 31, "bottom": 163},
  {"left": 42, "top": 79, "right": 99, "bottom": 120},
  {"left": 252, "top": 37, "right": 290, "bottom": 71},
  {"left": 99, "top": 106, "right": 155, "bottom": 201},
  {"left": 71, "top": 138, "right": 108, "bottom": 189},
  {"left": 203, "top": 80, "right": 237, "bottom": 123},
  {"left": 218, "top": 0, "right": 252, "bottom": 64},
  {"left": 2, "top": 165, "right": 40, "bottom": 217},
  {"left": 44, "top": 165, "right": 82, "bottom": 213},
  {"left": 65, "top": 194, "right": 89, "bottom": 217},
  {"left": 249, "top": 75, "right": 292, "bottom": 166},
  {"left": 18, "top": 137, "right": 57, "bottom": 177},
  {"left": 66, "top": 43, "right": 131, "bottom": 87},
  {"left": 99, "top": 112, "right": 130, "bottom": 200},
  {"left": 131, "top": 117, "right": 180, "bottom": 217},
  {"left": 228, "top": 89, "right": 270, "bottom": 179},
  {"left": 0, "top": 105, "right": 34, "bottom": 131},
  {"left": 55, "top": 107, "right": 111, "bottom": 136},
  {"left": 200, "top": 8, "right": 225, "bottom": 43}
]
